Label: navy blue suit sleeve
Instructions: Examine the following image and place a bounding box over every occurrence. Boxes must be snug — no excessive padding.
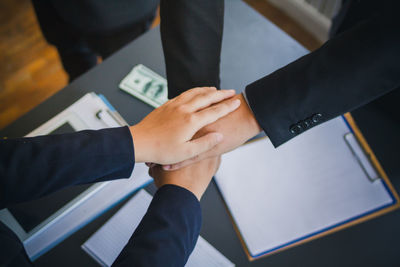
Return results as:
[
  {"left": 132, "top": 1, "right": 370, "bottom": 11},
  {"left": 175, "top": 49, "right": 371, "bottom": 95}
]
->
[
  {"left": 113, "top": 185, "right": 202, "bottom": 267},
  {"left": 0, "top": 126, "right": 135, "bottom": 209},
  {"left": 245, "top": 8, "right": 400, "bottom": 147}
]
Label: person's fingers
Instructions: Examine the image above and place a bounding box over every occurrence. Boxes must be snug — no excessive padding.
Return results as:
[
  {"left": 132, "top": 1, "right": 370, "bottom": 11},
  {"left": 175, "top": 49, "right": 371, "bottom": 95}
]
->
[
  {"left": 164, "top": 154, "right": 220, "bottom": 172},
  {"left": 182, "top": 132, "right": 223, "bottom": 161},
  {"left": 194, "top": 98, "right": 240, "bottom": 128},
  {"left": 146, "top": 162, "right": 157, "bottom": 168},
  {"left": 177, "top": 87, "right": 216, "bottom": 102},
  {"left": 185, "top": 89, "right": 236, "bottom": 112}
]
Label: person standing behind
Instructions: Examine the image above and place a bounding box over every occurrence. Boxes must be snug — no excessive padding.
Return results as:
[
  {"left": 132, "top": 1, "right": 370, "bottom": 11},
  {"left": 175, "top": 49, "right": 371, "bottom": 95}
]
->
[
  {"left": 31, "top": 0, "right": 159, "bottom": 81},
  {"left": 160, "top": 0, "right": 400, "bottom": 170}
]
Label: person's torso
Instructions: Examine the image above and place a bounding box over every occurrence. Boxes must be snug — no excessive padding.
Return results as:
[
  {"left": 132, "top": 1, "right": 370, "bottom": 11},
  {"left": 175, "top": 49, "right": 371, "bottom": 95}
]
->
[{"left": 49, "top": 0, "right": 159, "bottom": 34}]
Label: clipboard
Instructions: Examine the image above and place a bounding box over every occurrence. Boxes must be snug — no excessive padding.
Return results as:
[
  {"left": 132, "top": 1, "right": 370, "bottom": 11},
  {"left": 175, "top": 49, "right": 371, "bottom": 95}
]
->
[
  {"left": 0, "top": 93, "right": 153, "bottom": 260},
  {"left": 214, "top": 113, "right": 400, "bottom": 261}
]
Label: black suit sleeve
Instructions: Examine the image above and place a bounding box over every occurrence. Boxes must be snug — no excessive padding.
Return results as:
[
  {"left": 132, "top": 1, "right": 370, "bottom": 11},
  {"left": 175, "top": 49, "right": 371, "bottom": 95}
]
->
[
  {"left": 160, "top": 0, "right": 224, "bottom": 98},
  {"left": 113, "top": 184, "right": 201, "bottom": 267},
  {"left": 245, "top": 9, "right": 400, "bottom": 147},
  {"left": 0, "top": 126, "right": 135, "bottom": 209}
]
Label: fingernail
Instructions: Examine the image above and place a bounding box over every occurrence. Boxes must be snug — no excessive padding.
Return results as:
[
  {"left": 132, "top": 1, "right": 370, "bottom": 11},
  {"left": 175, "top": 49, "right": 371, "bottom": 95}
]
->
[
  {"left": 163, "top": 165, "right": 171, "bottom": 170},
  {"left": 215, "top": 133, "right": 224, "bottom": 142},
  {"left": 232, "top": 99, "right": 241, "bottom": 108}
]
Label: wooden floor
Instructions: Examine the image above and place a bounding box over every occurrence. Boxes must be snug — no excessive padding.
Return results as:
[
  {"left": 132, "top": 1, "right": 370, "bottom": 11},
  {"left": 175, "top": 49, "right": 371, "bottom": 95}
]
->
[
  {"left": 0, "top": 0, "right": 68, "bottom": 130},
  {"left": 244, "top": 0, "right": 321, "bottom": 51},
  {"left": 0, "top": 0, "right": 321, "bottom": 130}
]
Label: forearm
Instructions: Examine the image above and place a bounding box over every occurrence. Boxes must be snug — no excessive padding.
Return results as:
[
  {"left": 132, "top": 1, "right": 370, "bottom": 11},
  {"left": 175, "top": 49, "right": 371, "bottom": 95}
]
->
[
  {"left": 160, "top": 0, "right": 224, "bottom": 98},
  {"left": 113, "top": 185, "right": 201, "bottom": 267},
  {"left": 246, "top": 11, "right": 400, "bottom": 147},
  {"left": 0, "top": 127, "right": 135, "bottom": 208}
]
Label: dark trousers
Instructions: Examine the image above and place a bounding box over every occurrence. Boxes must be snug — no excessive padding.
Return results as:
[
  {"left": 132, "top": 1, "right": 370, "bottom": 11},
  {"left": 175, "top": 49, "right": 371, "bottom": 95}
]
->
[{"left": 31, "top": 0, "right": 156, "bottom": 81}]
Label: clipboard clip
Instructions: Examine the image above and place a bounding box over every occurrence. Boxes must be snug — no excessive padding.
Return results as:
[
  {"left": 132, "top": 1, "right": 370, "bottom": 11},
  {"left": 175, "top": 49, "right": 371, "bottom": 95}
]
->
[
  {"left": 96, "top": 109, "right": 127, "bottom": 127},
  {"left": 344, "top": 133, "right": 380, "bottom": 182}
]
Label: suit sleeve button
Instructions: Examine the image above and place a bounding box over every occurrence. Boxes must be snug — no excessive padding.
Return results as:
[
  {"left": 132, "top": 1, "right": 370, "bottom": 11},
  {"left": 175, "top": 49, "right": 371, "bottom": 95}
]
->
[
  {"left": 312, "top": 113, "right": 322, "bottom": 123},
  {"left": 302, "top": 118, "right": 312, "bottom": 128},
  {"left": 290, "top": 124, "right": 302, "bottom": 134}
]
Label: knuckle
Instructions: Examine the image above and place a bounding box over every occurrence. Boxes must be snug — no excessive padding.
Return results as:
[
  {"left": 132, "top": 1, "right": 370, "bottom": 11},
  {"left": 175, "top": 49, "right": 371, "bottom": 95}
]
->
[
  {"left": 206, "top": 87, "right": 217, "bottom": 94},
  {"left": 181, "top": 89, "right": 193, "bottom": 96},
  {"left": 185, "top": 113, "right": 197, "bottom": 124},
  {"left": 191, "top": 154, "right": 200, "bottom": 162},
  {"left": 178, "top": 89, "right": 192, "bottom": 99},
  {"left": 222, "top": 100, "right": 234, "bottom": 110},
  {"left": 212, "top": 104, "right": 225, "bottom": 115},
  {"left": 177, "top": 104, "right": 189, "bottom": 113},
  {"left": 210, "top": 134, "right": 220, "bottom": 146},
  {"left": 200, "top": 87, "right": 214, "bottom": 94},
  {"left": 185, "top": 146, "right": 195, "bottom": 157},
  {"left": 192, "top": 87, "right": 204, "bottom": 94},
  {"left": 201, "top": 91, "right": 213, "bottom": 99}
]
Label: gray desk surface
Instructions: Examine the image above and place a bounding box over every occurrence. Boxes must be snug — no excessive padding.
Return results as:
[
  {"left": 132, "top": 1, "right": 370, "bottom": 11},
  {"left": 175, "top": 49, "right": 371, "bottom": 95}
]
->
[{"left": 2, "top": 0, "right": 399, "bottom": 266}]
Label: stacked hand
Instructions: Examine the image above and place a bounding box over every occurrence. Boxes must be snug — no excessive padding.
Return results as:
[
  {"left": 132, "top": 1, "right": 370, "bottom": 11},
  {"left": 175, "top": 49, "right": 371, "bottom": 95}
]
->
[
  {"left": 163, "top": 93, "right": 262, "bottom": 170},
  {"left": 130, "top": 87, "right": 240, "bottom": 164},
  {"left": 130, "top": 87, "right": 262, "bottom": 199}
]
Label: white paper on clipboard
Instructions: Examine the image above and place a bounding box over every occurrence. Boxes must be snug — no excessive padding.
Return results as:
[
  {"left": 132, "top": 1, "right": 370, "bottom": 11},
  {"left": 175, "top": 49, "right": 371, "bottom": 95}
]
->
[{"left": 214, "top": 116, "right": 394, "bottom": 258}]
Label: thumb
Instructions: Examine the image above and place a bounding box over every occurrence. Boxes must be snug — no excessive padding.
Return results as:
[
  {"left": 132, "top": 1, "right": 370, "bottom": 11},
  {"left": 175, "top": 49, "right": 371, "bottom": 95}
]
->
[{"left": 185, "top": 132, "right": 223, "bottom": 159}]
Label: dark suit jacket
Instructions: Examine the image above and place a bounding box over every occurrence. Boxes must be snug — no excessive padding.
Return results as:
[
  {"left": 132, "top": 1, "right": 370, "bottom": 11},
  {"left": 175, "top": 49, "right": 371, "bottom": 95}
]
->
[
  {"left": 0, "top": 127, "right": 201, "bottom": 266},
  {"left": 33, "top": 0, "right": 159, "bottom": 36},
  {"left": 161, "top": 0, "right": 400, "bottom": 147}
]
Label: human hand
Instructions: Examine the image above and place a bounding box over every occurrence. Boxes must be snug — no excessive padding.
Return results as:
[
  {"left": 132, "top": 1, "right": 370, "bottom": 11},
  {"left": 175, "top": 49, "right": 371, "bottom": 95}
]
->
[
  {"left": 130, "top": 87, "right": 240, "bottom": 164},
  {"left": 163, "top": 93, "right": 261, "bottom": 170},
  {"left": 149, "top": 156, "right": 221, "bottom": 200}
]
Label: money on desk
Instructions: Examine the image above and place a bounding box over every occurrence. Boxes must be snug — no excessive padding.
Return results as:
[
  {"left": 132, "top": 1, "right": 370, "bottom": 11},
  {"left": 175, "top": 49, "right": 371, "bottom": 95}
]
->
[{"left": 119, "top": 64, "right": 168, "bottom": 108}]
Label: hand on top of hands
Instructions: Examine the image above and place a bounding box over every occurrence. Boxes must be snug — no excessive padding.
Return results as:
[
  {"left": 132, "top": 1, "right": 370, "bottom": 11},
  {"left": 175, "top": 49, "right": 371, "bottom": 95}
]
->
[
  {"left": 130, "top": 87, "right": 240, "bottom": 165},
  {"left": 162, "top": 93, "right": 262, "bottom": 170}
]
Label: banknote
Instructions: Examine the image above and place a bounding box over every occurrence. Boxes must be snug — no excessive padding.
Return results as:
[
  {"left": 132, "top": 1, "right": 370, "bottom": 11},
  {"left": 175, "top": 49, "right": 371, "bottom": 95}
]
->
[{"left": 119, "top": 64, "right": 168, "bottom": 108}]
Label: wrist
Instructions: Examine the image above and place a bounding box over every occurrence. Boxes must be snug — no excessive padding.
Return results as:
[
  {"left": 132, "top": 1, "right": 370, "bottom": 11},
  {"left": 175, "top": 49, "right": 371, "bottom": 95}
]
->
[
  {"left": 155, "top": 173, "right": 204, "bottom": 201},
  {"left": 238, "top": 93, "right": 262, "bottom": 136},
  {"left": 157, "top": 178, "right": 202, "bottom": 200},
  {"left": 129, "top": 125, "right": 149, "bottom": 163}
]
